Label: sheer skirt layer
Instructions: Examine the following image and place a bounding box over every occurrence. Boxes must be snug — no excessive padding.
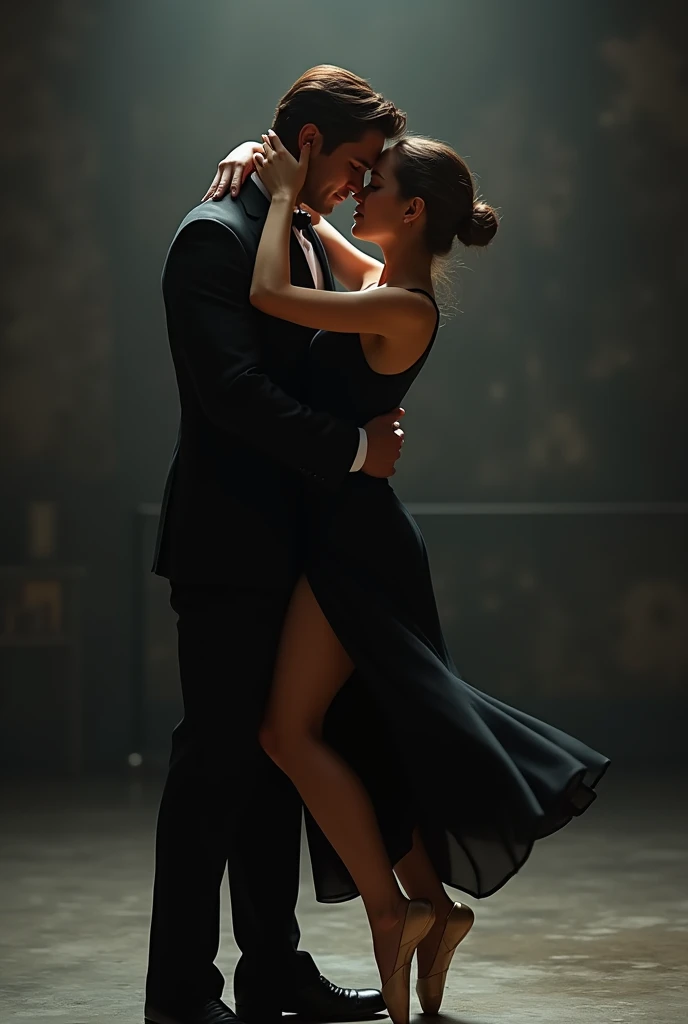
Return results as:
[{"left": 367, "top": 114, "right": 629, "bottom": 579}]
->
[{"left": 301, "top": 477, "right": 609, "bottom": 902}]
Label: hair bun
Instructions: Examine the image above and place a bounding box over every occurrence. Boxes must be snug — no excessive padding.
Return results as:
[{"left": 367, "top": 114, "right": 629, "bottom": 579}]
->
[{"left": 456, "top": 201, "right": 499, "bottom": 248}]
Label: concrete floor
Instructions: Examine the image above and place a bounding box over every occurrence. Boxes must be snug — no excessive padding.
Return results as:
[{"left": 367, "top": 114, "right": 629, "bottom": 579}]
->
[{"left": 1, "top": 769, "right": 687, "bottom": 1024}]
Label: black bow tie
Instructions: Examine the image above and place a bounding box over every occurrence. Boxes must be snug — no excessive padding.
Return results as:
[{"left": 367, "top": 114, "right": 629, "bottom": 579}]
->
[{"left": 291, "top": 208, "right": 312, "bottom": 233}]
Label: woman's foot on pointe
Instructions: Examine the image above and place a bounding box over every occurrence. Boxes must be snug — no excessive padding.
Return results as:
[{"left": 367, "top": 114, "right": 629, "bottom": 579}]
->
[
  {"left": 416, "top": 901, "right": 475, "bottom": 1016},
  {"left": 371, "top": 897, "right": 411, "bottom": 986},
  {"left": 415, "top": 895, "right": 456, "bottom": 978},
  {"left": 371, "top": 897, "right": 435, "bottom": 1024}
]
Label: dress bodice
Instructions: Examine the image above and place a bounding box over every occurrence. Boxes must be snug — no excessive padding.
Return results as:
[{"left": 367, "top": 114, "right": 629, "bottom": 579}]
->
[{"left": 307, "top": 289, "right": 440, "bottom": 425}]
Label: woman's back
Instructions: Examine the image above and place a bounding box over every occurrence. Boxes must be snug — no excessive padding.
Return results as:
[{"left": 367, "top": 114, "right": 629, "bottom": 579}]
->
[{"left": 307, "top": 289, "right": 440, "bottom": 426}]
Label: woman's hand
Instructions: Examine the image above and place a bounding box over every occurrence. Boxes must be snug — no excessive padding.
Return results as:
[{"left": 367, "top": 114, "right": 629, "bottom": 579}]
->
[
  {"left": 253, "top": 131, "right": 310, "bottom": 204},
  {"left": 201, "top": 141, "right": 263, "bottom": 202}
]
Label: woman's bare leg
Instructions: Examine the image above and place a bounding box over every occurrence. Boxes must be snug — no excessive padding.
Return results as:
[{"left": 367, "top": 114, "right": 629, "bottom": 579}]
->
[
  {"left": 396, "top": 829, "right": 454, "bottom": 914},
  {"left": 259, "top": 575, "right": 413, "bottom": 984}
]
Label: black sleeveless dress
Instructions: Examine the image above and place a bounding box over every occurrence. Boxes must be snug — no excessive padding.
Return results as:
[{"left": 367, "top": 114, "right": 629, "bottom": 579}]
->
[{"left": 301, "top": 289, "right": 609, "bottom": 903}]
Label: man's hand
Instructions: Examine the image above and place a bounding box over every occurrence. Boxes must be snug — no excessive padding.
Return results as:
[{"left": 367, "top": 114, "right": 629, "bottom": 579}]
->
[{"left": 361, "top": 408, "right": 405, "bottom": 478}]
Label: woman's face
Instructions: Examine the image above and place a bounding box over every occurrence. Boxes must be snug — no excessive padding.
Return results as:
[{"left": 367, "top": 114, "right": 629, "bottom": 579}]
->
[{"left": 350, "top": 146, "right": 409, "bottom": 246}]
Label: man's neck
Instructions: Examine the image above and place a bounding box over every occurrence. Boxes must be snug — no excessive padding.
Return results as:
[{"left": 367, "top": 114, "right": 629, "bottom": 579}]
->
[{"left": 251, "top": 171, "right": 304, "bottom": 209}]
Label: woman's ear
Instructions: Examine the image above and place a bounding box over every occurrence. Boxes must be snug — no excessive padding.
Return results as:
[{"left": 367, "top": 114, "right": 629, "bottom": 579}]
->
[{"left": 403, "top": 196, "right": 425, "bottom": 225}]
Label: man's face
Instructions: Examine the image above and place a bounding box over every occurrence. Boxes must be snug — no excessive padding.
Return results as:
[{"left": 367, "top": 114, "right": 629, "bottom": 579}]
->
[{"left": 300, "top": 129, "right": 387, "bottom": 215}]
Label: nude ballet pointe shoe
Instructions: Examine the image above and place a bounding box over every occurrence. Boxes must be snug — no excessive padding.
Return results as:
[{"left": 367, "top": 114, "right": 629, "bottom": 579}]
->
[
  {"left": 416, "top": 902, "right": 474, "bottom": 1015},
  {"left": 380, "top": 898, "right": 435, "bottom": 1024}
]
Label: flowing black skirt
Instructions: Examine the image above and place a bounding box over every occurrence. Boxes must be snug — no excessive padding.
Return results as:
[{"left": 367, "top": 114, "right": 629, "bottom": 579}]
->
[{"left": 302, "top": 474, "right": 609, "bottom": 903}]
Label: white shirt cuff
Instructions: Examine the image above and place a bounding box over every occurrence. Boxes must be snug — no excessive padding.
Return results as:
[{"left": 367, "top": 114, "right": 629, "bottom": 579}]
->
[{"left": 349, "top": 427, "right": 368, "bottom": 472}]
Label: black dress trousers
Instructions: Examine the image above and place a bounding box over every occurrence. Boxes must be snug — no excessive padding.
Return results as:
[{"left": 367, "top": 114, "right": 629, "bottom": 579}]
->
[{"left": 145, "top": 581, "right": 319, "bottom": 1013}]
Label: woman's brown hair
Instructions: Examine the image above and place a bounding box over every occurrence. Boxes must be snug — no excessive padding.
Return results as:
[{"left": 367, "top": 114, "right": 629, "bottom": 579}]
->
[
  {"left": 273, "top": 65, "right": 407, "bottom": 155},
  {"left": 393, "top": 137, "right": 499, "bottom": 253}
]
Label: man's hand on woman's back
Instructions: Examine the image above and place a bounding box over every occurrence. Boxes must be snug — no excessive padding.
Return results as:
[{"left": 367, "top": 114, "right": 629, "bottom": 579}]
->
[{"left": 362, "top": 408, "right": 405, "bottom": 477}]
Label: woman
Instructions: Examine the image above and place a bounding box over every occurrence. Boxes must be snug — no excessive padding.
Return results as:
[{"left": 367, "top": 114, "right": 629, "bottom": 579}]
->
[{"left": 208, "top": 131, "right": 609, "bottom": 1024}]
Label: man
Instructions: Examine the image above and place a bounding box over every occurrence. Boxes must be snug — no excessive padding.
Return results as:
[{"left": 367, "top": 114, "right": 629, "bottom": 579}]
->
[{"left": 145, "top": 67, "right": 407, "bottom": 1024}]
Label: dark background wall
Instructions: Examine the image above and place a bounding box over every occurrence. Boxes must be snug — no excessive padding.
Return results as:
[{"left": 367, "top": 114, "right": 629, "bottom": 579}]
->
[{"left": 0, "top": 0, "right": 686, "bottom": 772}]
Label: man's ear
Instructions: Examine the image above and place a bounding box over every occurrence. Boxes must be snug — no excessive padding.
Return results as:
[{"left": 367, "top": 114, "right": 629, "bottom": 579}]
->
[{"left": 298, "top": 122, "right": 322, "bottom": 155}]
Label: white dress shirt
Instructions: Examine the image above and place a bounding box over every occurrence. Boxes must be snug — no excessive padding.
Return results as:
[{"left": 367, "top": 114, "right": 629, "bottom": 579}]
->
[{"left": 250, "top": 172, "right": 367, "bottom": 472}]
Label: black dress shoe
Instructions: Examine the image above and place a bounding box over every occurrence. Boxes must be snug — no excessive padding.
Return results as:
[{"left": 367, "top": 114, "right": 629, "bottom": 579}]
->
[
  {"left": 236, "top": 974, "right": 385, "bottom": 1023},
  {"left": 144, "top": 997, "right": 241, "bottom": 1024}
]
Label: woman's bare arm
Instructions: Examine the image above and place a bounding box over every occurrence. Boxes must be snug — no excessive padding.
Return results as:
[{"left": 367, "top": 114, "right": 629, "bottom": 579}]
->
[{"left": 251, "top": 193, "right": 432, "bottom": 341}]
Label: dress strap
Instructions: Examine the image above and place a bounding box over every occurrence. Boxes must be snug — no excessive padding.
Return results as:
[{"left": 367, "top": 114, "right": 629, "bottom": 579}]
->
[
  {"left": 406, "top": 287, "right": 439, "bottom": 312},
  {"left": 401, "top": 288, "right": 441, "bottom": 369},
  {"left": 406, "top": 288, "right": 440, "bottom": 341}
]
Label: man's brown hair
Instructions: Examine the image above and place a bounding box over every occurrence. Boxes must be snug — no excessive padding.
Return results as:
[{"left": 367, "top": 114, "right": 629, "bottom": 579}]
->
[{"left": 273, "top": 65, "right": 406, "bottom": 156}]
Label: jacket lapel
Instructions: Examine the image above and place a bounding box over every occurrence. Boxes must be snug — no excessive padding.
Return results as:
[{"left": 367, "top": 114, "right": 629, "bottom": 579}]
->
[
  {"left": 238, "top": 180, "right": 318, "bottom": 289},
  {"left": 289, "top": 231, "right": 316, "bottom": 289},
  {"left": 237, "top": 179, "right": 336, "bottom": 294},
  {"left": 306, "top": 225, "right": 335, "bottom": 291}
]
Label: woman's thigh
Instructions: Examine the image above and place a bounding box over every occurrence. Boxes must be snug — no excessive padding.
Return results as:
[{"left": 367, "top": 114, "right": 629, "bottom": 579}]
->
[{"left": 263, "top": 574, "right": 354, "bottom": 739}]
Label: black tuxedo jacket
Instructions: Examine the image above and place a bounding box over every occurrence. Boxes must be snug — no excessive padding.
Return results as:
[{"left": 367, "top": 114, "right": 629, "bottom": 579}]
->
[{"left": 152, "top": 180, "right": 360, "bottom": 586}]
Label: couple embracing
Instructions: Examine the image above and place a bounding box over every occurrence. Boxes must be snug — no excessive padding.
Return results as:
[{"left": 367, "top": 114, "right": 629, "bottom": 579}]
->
[{"left": 145, "top": 64, "right": 608, "bottom": 1024}]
